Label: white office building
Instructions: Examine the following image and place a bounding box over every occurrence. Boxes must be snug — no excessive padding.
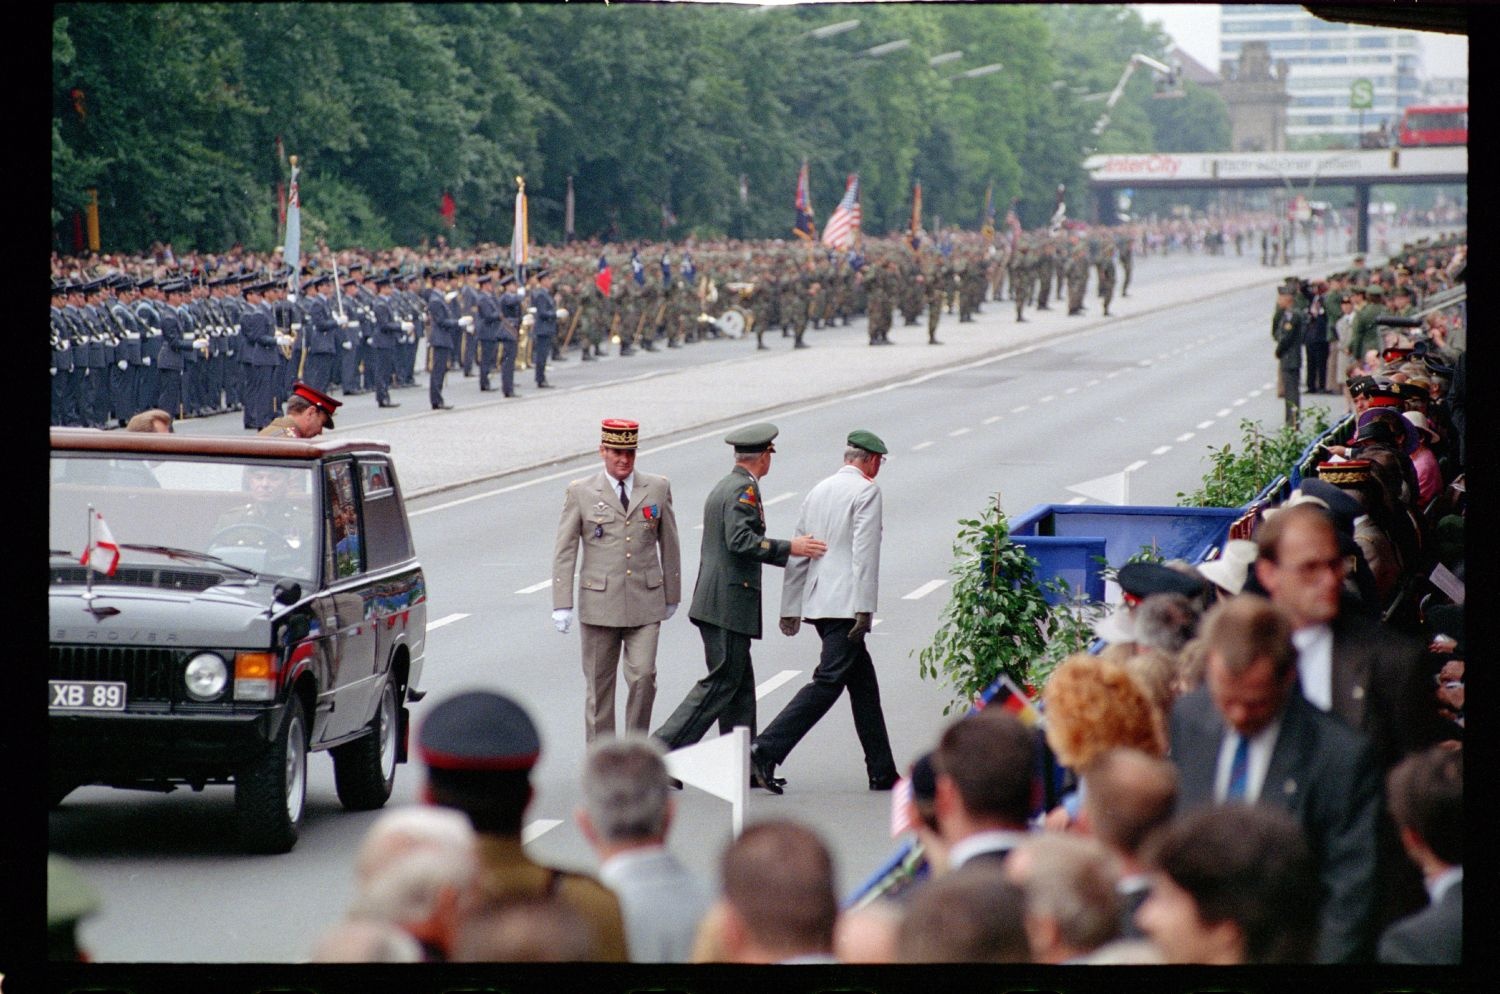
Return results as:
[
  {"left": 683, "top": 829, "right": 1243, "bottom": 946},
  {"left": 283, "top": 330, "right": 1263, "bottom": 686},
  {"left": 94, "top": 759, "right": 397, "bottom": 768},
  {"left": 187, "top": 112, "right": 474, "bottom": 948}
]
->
[{"left": 1219, "top": 4, "right": 1424, "bottom": 143}]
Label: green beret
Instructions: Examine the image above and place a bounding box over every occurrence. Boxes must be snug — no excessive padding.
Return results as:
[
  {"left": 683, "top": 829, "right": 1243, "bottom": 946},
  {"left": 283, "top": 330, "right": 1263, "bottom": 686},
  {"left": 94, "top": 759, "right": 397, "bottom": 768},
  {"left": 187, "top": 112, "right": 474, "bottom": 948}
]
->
[
  {"left": 1365, "top": 285, "right": 1385, "bottom": 298},
  {"left": 725, "top": 422, "right": 779, "bottom": 452},
  {"left": 847, "top": 429, "right": 888, "bottom": 455}
]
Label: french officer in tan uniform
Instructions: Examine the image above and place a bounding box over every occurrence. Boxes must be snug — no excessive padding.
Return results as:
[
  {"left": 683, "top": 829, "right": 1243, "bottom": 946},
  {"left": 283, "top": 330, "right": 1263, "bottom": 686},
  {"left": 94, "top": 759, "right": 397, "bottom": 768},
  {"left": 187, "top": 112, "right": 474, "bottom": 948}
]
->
[{"left": 553, "top": 419, "right": 682, "bottom": 742}]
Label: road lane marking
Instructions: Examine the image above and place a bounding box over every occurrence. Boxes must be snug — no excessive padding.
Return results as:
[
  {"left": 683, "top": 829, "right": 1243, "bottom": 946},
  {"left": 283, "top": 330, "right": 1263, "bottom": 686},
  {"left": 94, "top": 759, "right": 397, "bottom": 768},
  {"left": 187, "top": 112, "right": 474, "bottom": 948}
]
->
[
  {"left": 515, "top": 580, "right": 551, "bottom": 595},
  {"left": 1064, "top": 387, "right": 1079, "bottom": 395},
  {"left": 949, "top": 427, "right": 972, "bottom": 437},
  {"left": 983, "top": 415, "right": 1002, "bottom": 425},
  {"left": 522, "top": 819, "right": 562, "bottom": 844},
  {"left": 1151, "top": 445, "right": 1172, "bottom": 455},
  {"left": 903, "top": 580, "right": 947, "bottom": 601},
  {"left": 1105, "top": 371, "right": 1121, "bottom": 379},
  {"left": 427, "top": 613, "right": 469, "bottom": 631},
  {"left": 872, "top": 619, "right": 884, "bottom": 627},
  {"left": 1262, "top": 382, "right": 1273, "bottom": 390},
  {"left": 1233, "top": 398, "right": 1248, "bottom": 406},
  {"left": 756, "top": 670, "right": 801, "bottom": 700},
  {"left": 1216, "top": 408, "right": 1232, "bottom": 418},
  {"left": 1248, "top": 389, "right": 1263, "bottom": 398},
  {"left": 1086, "top": 379, "right": 1101, "bottom": 387},
  {"left": 1125, "top": 460, "right": 1147, "bottom": 473},
  {"left": 1155, "top": 352, "right": 1170, "bottom": 360},
  {"left": 1010, "top": 404, "right": 1030, "bottom": 413},
  {"left": 913, "top": 440, "right": 935, "bottom": 451},
  {"left": 1176, "top": 432, "right": 1195, "bottom": 442},
  {"left": 1197, "top": 420, "right": 1215, "bottom": 430},
  {"left": 1039, "top": 394, "right": 1056, "bottom": 403},
  {"left": 763, "top": 492, "right": 798, "bottom": 506}
]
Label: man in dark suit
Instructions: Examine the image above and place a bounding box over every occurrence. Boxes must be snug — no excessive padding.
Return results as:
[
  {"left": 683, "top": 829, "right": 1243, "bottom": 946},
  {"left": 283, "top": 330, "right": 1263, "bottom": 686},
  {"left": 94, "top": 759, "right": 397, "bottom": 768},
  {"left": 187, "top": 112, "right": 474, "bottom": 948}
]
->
[
  {"left": 1378, "top": 745, "right": 1462, "bottom": 964},
  {"left": 652, "top": 424, "right": 825, "bottom": 751},
  {"left": 1169, "top": 595, "right": 1381, "bottom": 963},
  {"left": 931, "top": 708, "right": 1036, "bottom": 870}
]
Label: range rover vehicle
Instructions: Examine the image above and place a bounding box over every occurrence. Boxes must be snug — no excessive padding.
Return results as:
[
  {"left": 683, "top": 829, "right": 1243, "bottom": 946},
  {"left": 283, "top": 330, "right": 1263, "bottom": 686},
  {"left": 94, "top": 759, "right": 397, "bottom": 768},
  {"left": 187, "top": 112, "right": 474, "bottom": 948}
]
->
[{"left": 49, "top": 429, "right": 428, "bottom": 853}]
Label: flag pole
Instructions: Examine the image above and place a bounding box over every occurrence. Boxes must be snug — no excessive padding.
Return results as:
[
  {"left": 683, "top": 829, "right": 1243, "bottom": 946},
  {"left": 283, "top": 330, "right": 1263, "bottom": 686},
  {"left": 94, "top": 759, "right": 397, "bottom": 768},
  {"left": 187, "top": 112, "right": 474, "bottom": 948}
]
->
[{"left": 84, "top": 503, "right": 95, "bottom": 599}]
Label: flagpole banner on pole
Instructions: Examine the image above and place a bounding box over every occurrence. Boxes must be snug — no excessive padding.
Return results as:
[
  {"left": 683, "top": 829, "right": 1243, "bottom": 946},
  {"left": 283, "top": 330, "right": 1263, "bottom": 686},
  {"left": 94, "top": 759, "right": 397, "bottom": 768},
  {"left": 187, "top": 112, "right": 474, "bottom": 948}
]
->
[
  {"left": 284, "top": 157, "right": 301, "bottom": 296},
  {"left": 821, "top": 174, "right": 860, "bottom": 251},
  {"left": 793, "top": 159, "right": 816, "bottom": 241},
  {"left": 511, "top": 176, "right": 529, "bottom": 283}
]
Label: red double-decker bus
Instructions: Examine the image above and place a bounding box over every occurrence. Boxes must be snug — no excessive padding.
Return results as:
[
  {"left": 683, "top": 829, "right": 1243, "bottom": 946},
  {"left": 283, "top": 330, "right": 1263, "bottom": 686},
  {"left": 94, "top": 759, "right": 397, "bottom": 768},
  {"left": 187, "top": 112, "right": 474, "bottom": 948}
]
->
[{"left": 1397, "top": 105, "right": 1467, "bottom": 147}]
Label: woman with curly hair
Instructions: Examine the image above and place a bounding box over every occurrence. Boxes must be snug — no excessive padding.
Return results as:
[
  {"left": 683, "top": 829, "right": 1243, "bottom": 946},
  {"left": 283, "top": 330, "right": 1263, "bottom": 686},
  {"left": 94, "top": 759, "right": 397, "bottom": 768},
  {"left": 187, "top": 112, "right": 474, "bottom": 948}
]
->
[{"left": 1040, "top": 653, "right": 1167, "bottom": 830}]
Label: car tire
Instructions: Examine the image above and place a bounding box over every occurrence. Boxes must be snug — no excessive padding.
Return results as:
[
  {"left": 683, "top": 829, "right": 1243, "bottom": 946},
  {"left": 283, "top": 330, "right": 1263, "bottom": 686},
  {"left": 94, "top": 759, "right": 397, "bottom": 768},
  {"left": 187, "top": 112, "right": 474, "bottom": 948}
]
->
[
  {"left": 235, "top": 697, "right": 307, "bottom": 854},
  {"left": 332, "top": 678, "right": 398, "bottom": 811}
]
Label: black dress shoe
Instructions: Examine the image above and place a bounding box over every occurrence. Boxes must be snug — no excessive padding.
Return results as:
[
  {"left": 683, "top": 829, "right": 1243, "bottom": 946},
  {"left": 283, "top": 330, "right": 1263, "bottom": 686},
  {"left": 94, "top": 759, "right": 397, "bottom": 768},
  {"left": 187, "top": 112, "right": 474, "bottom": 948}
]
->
[
  {"left": 668, "top": 776, "right": 684, "bottom": 791},
  {"left": 379, "top": 401, "right": 401, "bottom": 408},
  {"left": 536, "top": 381, "right": 554, "bottom": 389},
  {"left": 749, "top": 746, "right": 782, "bottom": 795},
  {"left": 869, "top": 773, "right": 900, "bottom": 791},
  {"left": 433, "top": 403, "right": 454, "bottom": 410}
]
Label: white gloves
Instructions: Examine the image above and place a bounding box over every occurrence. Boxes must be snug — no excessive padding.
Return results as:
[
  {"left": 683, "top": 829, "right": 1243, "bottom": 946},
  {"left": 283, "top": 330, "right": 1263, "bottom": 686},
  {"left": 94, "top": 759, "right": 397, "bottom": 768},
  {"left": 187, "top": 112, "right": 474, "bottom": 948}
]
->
[
  {"left": 58, "top": 339, "right": 70, "bottom": 351},
  {"left": 50, "top": 367, "right": 57, "bottom": 376},
  {"left": 341, "top": 340, "right": 353, "bottom": 350},
  {"left": 401, "top": 321, "right": 413, "bottom": 333},
  {"left": 459, "top": 315, "right": 474, "bottom": 328},
  {"left": 552, "top": 608, "right": 572, "bottom": 634},
  {"left": 665, "top": 603, "right": 678, "bottom": 621},
  {"left": 527, "top": 306, "right": 537, "bottom": 315},
  {"left": 291, "top": 322, "right": 302, "bottom": 331},
  {"left": 556, "top": 308, "right": 569, "bottom": 319},
  {"left": 117, "top": 360, "right": 127, "bottom": 370},
  {"left": 445, "top": 290, "right": 458, "bottom": 302},
  {"left": 276, "top": 335, "right": 293, "bottom": 348},
  {"left": 142, "top": 356, "right": 151, "bottom": 366}
]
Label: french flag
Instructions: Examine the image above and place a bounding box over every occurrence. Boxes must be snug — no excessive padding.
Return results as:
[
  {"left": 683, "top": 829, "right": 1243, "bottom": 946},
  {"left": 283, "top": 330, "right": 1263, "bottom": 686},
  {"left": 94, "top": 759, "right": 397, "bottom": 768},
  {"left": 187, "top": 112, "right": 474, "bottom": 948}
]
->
[{"left": 595, "top": 255, "right": 612, "bottom": 296}]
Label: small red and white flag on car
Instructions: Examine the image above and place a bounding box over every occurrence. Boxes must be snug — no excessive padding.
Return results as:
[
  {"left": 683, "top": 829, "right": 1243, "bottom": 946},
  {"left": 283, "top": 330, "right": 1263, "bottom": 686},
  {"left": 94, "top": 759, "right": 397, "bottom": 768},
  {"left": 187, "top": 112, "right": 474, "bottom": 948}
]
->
[{"left": 80, "top": 509, "right": 120, "bottom": 576}]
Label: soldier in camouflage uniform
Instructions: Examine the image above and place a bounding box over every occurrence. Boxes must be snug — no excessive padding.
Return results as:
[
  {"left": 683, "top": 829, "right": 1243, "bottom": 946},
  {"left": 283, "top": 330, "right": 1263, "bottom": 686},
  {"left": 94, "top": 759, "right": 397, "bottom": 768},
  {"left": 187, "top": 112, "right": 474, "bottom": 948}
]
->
[
  {"left": 1117, "top": 229, "right": 1135, "bottom": 298},
  {"left": 1096, "top": 240, "right": 1117, "bottom": 317},
  {"left": 1035, "top": 241, "right": 1055, "bottom": 311},
  {"left": 924, "top": 259, "right": 945, "bottom": 344},
  {"left": 899, "top": 257, "right": 924, "bottom": 326},
  {"left": 784, "top": 266, "right": 810, "bottom": 349},
  {"left": 1066, "top": 240, "right": 1090, "bottom": 316},
  {"left": 1010, "top": 242, "right": 1032, "bottom": 322}
]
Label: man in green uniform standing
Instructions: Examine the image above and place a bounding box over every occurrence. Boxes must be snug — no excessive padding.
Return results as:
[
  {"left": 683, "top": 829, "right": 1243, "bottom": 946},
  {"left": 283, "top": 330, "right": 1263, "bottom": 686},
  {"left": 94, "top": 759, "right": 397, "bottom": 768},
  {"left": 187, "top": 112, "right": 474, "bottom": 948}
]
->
[
  {"left": 653, "top": 424, "right": 826, "bottom": 751},
  {"left": 924, "top": 259, "right": 945, "bottom": 345},
  {"left": 1096, "top": 240, "right": 1117, "bottom": 317}
]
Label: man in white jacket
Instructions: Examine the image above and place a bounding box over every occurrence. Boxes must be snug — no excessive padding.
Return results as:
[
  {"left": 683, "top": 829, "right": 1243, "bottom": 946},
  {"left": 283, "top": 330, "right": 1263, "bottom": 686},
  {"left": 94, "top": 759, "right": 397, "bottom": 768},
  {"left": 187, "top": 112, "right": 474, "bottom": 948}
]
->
[{"left": 749, "top": 429, "right": 899, "bottom": 794}]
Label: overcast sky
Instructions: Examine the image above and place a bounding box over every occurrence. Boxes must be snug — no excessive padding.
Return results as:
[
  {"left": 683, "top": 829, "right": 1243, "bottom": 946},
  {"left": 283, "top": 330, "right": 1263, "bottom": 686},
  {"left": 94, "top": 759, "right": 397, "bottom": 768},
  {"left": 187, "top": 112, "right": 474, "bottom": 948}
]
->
[{"left": 1132, "top": 3, "right": 1469, "bottom": 78}]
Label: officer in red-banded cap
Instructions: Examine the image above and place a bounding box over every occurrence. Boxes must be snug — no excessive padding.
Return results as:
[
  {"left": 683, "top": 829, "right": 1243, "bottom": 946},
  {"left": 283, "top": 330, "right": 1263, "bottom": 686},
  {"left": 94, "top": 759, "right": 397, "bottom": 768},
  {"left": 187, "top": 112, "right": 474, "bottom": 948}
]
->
[
  {"left": 259, "top": 381, "right": 342, "bottom": 438},
  {"left": 552, "top": 418, "right": 682, "bottom": 743}
]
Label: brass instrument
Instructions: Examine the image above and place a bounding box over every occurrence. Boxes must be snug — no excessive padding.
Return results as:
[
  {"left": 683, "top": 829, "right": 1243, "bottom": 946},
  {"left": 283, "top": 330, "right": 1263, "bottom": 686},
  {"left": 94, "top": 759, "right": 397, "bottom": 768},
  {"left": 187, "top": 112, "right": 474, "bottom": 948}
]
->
[
  {"left": 518, "top": 309, "right": 535, "bottom": 370},
  {"left": 561, "top": 298, "right": 582, "bottom": 350}
]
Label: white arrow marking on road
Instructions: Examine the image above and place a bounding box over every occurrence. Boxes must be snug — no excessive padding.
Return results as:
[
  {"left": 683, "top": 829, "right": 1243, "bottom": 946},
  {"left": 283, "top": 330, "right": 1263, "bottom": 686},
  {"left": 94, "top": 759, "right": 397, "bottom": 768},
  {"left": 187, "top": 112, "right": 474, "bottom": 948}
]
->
[
  {"left": 1197, "top": 420, "right": 1215, "bottom": 430},
  {"left": 903, "top": 580, "right": 948, "bottom": 601},
  {"left": 1066, "top": 470, "right": 1128, "bottom": 505},
  {"left": 1152, "top": 445, "right": 1172, "bottom": 456},
  {"left": 756, "top": 670, "right": 801, "bottom": 700},
  {"left": 949, "top": 427, "right": 972, "bottom": 437},
  {"left": 764, "top": 492, "right": 799, "bottom": 506},
  {"left": 983, "top": 415, "right": 1002, "bottom": 425},
  {"left": 522, "top": 819, "right": 562, "bottom": 844},
  {"left": 1066, "top": 496, "right": 1088, "bottom": 505},
  {"left": 427, "top": 613, "right": 470, "bottom": 631},
  {"left": 515, "top": 580, "right": 552, "bottom": 595},
  {"left": 1176, "top": 432, "right": 1196, "bottom": 442},
  {"left": 913, "top": 440, "right": 935, "bottom": 451}
]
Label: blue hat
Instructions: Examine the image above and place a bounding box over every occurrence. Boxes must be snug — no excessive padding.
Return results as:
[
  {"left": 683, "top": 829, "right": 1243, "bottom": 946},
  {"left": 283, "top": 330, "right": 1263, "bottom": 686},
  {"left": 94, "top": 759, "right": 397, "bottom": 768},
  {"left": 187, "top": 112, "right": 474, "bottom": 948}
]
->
[{"left": 418, "top": 690, "right": 540, "bottom": 772}]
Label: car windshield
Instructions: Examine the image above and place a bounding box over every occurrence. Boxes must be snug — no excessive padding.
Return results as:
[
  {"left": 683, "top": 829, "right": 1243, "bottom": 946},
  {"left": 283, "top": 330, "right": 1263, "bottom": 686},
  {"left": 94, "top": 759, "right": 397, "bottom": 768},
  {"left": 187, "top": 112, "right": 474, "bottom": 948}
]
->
[{"left": 51, "top": 454, "right": 319, "bottom": 582}]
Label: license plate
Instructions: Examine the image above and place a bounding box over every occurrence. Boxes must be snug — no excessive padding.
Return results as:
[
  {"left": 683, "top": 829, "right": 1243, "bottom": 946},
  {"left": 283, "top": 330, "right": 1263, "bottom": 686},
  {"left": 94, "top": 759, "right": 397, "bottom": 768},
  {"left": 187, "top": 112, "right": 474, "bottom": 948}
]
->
[{"left": 50, "top": 680, "right": 128, "bottom": 711}]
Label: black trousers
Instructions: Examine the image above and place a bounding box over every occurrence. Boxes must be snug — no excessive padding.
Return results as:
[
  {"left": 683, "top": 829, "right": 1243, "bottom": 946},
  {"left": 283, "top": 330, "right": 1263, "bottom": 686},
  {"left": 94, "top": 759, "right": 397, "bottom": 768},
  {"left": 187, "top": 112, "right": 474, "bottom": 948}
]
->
[
  {"left": 429, "top": 345, "right": 452, "bottom": 407},
  {"left": 243, "top": 364, "right": 276, "bottom": 429},
  {"left": 532, "top": 335, "right": 553, "bottom": 385},
  {"left": 653, "top": 621, "right": 756, "bottom": 749},
  {"left": 755, "top": 618, "right": 897, "bottom": 781},
  {"left": 477, "top": 338, "right": 499, "bottom": 389},
  {"left": 371, "top": 347, "right": 393, "bottom": 404},
  {"left": 1306, "top": 341, "right": 1329, "bottom": 392}
]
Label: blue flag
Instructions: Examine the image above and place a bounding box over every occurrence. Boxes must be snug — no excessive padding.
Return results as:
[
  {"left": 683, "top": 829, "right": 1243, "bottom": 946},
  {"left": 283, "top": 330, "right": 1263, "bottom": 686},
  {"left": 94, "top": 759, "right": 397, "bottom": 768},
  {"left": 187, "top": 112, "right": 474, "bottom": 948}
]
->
[{"left": 631, "top": 249, "right": 645, "bottom": 286}]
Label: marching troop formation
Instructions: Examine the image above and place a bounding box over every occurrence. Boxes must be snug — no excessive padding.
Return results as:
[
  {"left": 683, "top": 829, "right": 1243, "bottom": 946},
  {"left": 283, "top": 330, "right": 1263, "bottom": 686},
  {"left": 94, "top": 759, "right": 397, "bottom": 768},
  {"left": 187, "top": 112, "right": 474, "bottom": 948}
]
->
[{"left": 50, "top": 211, "right": 1305, "bottom": 432}]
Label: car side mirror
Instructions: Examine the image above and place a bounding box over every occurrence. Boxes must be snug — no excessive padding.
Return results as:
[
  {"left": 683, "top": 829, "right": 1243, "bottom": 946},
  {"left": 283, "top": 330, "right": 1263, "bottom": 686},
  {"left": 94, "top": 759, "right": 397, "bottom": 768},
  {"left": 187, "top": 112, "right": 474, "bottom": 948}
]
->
[{"left": 273, "top": 579, "right": 302, "bottom": 606}]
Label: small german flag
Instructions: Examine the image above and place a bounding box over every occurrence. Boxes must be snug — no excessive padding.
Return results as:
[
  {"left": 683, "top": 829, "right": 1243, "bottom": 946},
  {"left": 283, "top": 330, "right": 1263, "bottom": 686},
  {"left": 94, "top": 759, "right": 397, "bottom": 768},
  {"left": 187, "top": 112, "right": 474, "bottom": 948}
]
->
[{"left": 981, "top": 675, "right": 1041, "bottom": 728}]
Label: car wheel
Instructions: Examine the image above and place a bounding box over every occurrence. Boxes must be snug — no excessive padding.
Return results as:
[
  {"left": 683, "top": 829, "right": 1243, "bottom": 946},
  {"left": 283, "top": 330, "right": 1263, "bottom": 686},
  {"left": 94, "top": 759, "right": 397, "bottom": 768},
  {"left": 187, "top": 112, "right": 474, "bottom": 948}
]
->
[
  {"left": 234, "top": 697, "right": 307, "bottom": 854},
  {"left": 332, "top": 678, "right": 398, "bottom": 811}
]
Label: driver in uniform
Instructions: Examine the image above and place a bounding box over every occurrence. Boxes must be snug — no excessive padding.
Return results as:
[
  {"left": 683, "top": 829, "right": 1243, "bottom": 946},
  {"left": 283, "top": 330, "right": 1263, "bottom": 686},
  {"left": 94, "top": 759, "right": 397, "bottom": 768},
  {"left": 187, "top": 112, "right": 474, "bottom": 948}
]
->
[{"left": 211, "top": 466, "right": 312, "bottom": 563}]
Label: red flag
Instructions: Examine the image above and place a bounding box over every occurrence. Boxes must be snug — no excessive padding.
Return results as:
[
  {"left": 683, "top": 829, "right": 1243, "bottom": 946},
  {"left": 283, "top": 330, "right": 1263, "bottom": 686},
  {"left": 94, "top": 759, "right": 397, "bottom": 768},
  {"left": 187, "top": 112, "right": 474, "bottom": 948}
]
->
[
  {"left": 80, "top": 509, "right": 120, "bottom": 577},
  {"left": 595, "top": 254, "right": 612, "bottom": 295},
  {"left": 440, "top": 191, "right": 457, "bottom": 228}
]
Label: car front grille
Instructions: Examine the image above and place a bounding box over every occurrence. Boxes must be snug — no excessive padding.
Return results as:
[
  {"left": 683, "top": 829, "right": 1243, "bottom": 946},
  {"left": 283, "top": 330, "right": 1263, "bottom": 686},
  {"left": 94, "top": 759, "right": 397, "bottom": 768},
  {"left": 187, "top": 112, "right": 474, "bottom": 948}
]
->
[
  {"left": 50, "top": 566, "right": 222, "bottom": 591},
  {"left": 51, "top": 645, "right": 180, "bottom": 702}
]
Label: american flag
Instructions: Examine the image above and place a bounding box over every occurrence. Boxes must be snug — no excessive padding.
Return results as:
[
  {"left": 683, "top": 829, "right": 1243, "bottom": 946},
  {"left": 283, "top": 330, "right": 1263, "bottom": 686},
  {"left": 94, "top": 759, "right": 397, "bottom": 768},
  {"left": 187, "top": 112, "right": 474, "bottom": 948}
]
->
[
  {"left": 793, "top": 159, "right": 816, "bottom": 241},
  {"left": 821, "top": 173, "right": 860, "bottom": 250}
]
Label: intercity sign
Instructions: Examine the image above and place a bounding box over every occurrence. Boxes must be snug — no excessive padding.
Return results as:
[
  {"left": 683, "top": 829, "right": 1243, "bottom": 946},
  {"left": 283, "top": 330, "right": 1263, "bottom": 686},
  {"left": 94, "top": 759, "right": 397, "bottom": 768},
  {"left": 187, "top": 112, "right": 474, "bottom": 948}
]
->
[{"left": 1085, "top": 147, "right": 1467, "bottom": 188}]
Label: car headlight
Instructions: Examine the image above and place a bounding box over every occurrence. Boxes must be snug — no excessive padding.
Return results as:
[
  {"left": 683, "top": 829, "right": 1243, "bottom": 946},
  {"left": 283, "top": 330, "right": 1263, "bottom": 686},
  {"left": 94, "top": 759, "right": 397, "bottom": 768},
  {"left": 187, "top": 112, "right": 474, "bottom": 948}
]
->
[{"left": 184, "top": 652, "right": 229, "bottom": 701}]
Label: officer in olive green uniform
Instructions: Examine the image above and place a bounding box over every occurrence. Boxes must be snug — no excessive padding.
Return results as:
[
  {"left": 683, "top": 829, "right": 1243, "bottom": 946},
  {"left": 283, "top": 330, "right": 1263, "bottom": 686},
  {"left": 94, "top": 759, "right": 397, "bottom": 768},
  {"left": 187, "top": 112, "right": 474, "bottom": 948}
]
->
[
  {"left": 653, "top": 424, "right": 826, "bottom": 750},
  {"left": 1066, "top": 243, "right": 1089, "bottom": 316},
  {"left": 1096, "top": 241, "right": 1117, "bottom": 316},
  {"left": 924, "top": 261, "right": 945, "bottom": 344},
  {"left": 419, "top": 690, "right": 628, "bottom": 961},
  {"left": 899, "top": 259, "right": 924, "bottom": 326}
]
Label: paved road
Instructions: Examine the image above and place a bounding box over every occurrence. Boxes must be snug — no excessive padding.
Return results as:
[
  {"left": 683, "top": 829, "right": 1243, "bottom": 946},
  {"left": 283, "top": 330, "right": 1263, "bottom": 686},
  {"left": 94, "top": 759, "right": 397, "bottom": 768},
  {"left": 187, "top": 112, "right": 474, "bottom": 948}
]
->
[{"left": 54, "top": 250, "right": 1356, "bottom": 962}]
